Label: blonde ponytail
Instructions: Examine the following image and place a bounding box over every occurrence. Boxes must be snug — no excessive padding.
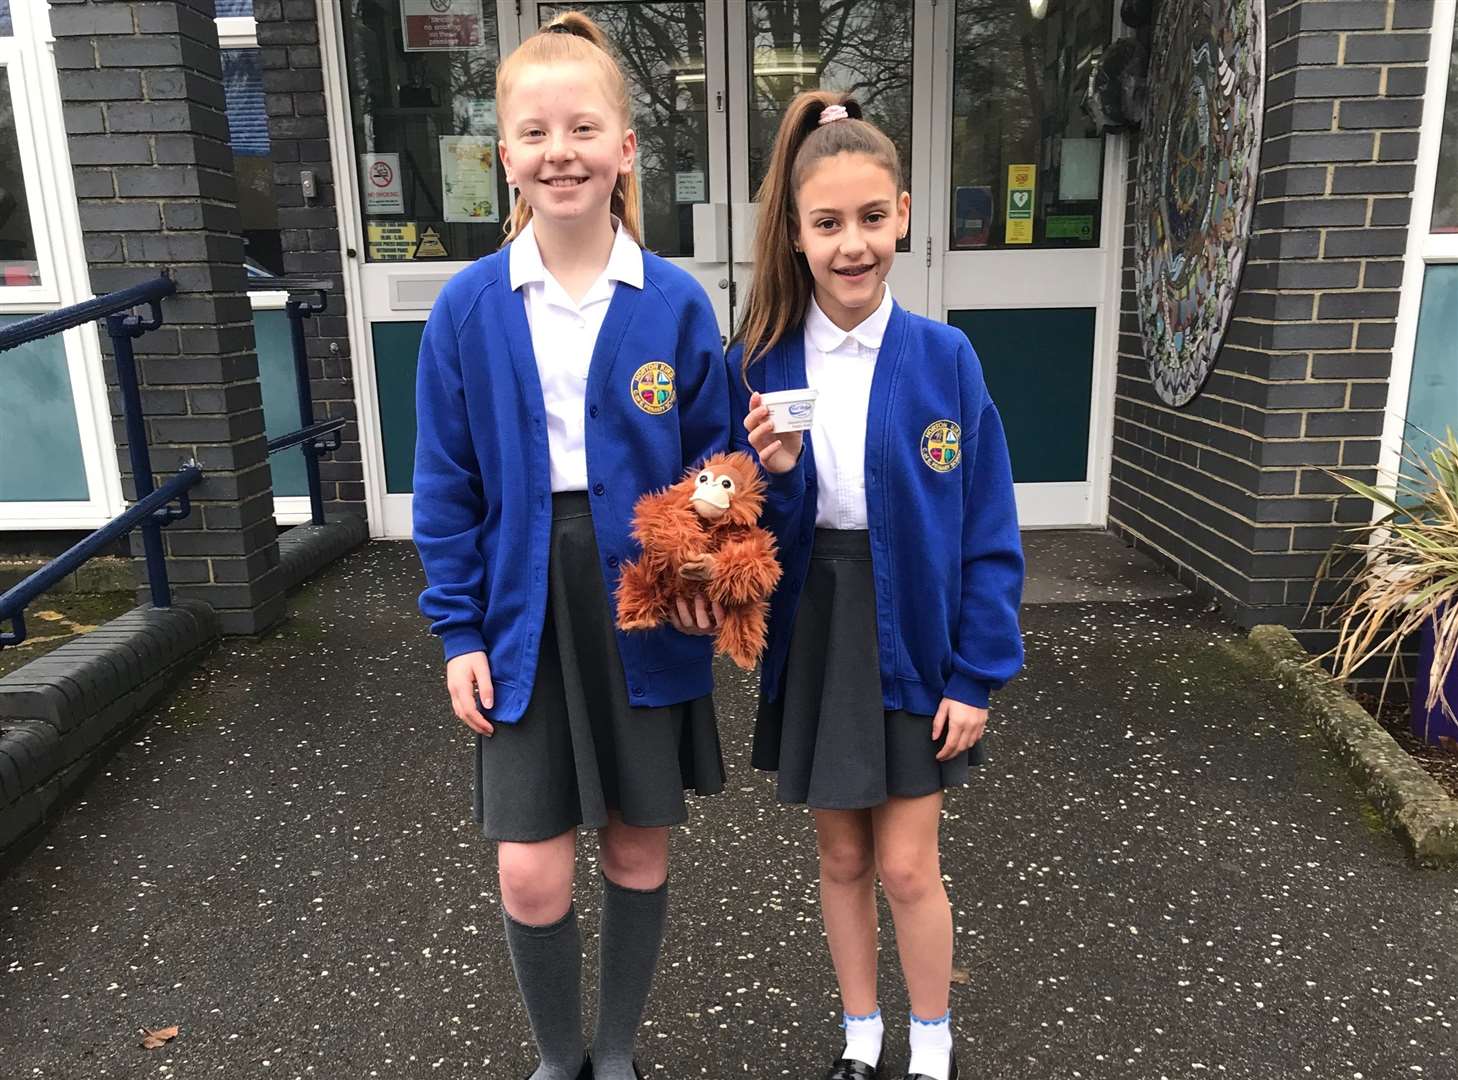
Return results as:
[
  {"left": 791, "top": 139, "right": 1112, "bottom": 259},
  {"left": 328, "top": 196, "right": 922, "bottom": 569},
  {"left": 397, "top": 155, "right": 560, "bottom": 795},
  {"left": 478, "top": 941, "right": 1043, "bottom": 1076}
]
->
[{"left": 497, "top": 10, "right": 642, "bottom": 246}]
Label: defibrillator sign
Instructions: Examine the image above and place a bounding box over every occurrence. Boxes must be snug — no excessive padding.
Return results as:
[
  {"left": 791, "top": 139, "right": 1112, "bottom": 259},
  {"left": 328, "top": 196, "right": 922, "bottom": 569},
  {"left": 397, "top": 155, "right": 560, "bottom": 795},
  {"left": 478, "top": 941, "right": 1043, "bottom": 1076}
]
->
[{"left": 1005, "top": 164, "right": 1036, "bottom": 245}]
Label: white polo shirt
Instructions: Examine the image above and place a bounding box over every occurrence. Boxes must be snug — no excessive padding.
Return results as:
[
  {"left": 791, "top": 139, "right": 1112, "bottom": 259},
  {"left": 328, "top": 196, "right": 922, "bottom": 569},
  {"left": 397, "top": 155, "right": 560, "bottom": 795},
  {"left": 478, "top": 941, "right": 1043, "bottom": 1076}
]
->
[
  {"left": 509, "top": 218, "right": 644, "bottom": 493},
  {"left": 803, "top": 284, "right": 893, "bottom": 530}
]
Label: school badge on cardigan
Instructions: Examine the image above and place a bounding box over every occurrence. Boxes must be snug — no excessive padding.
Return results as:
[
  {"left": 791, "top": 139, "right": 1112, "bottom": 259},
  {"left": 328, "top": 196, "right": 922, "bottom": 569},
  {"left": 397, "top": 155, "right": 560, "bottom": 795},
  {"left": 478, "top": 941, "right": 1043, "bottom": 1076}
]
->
[
  {"left": 920, "top": 420, "right": 961, "bottom": 472},
  {"left": 631, "top": 361, "right": 676, "bottom": 415}
]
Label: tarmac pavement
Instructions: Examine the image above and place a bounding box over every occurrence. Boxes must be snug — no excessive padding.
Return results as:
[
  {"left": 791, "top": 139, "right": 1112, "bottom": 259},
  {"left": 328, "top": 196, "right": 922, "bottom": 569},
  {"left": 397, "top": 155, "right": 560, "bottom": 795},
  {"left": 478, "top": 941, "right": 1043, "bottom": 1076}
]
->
[{"left": 2, "top": 536, "right": 1455, "bottom": 1079}]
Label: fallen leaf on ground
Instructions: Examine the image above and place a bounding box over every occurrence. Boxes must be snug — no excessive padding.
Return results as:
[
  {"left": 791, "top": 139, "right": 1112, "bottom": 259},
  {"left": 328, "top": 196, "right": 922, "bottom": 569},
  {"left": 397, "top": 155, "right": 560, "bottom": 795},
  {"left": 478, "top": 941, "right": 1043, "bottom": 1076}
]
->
[
  {"left": 140, "top": 1026, "right": 179, "bottom": 1050},
  {"left": 950, "top": 967, "right": 970, "bottom": 985}
]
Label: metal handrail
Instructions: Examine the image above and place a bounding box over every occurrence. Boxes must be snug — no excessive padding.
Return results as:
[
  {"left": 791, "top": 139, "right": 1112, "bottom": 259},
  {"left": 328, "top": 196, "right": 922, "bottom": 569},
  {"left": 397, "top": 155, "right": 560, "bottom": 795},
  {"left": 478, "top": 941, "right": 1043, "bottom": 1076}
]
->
[
  {"left": 0, "top": 276, "right": 196, "bottom": 650},
  {"left": 267, "top": 417, "right": 347, "bottom": 457},
  {"left": 0, "top": 275, "right": 175, "bottom": 353},
  {"left": 0, "top": 466, "right": 202, "bottom": 648}
]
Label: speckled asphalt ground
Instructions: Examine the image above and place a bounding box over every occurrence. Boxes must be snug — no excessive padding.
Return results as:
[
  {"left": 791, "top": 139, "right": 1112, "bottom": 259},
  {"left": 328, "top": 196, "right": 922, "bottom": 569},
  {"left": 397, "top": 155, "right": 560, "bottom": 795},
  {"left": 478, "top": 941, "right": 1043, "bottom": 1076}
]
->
[{"left": 2, "top": 537, "right": 1456, "bottom": 1079}]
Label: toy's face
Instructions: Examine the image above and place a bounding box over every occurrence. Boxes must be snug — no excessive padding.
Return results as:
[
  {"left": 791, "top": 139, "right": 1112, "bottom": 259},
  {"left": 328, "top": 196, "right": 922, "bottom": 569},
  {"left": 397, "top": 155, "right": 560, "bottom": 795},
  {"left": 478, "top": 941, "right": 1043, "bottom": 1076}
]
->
[{"left": 690, "top": 466, "right": 737, "bottom": 522}]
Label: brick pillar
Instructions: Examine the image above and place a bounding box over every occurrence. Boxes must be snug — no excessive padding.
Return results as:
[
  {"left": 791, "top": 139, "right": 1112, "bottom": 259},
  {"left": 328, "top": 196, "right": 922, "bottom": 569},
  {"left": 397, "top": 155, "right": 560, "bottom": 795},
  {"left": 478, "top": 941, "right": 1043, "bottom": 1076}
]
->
[
  {"left": 1109, "top": 0, "right": 1435, "bottom": 644},
  {"left": 51, "top": 0, "right": 286, "bottom": 636},
  {"left": 256, "top": 0, "right": 365, "bottom": 519}
]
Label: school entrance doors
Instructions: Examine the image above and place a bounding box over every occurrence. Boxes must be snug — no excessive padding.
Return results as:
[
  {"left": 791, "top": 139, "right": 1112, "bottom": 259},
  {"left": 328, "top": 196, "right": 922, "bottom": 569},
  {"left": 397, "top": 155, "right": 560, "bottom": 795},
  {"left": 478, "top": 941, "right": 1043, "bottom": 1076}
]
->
[{"left": 323, "top": 0, "right": 1119, "bottom": 537}]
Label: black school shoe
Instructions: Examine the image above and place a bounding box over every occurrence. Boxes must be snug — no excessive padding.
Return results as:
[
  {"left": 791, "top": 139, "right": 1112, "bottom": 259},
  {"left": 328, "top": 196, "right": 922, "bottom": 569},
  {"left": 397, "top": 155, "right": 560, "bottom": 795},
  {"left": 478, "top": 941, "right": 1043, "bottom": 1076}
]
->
[
  {"left": 825, "top": 1060, "right": 877, "bottom": 1080},
  {"left": 900, "top": 1048, "right": 957, "bottom": 1080}
]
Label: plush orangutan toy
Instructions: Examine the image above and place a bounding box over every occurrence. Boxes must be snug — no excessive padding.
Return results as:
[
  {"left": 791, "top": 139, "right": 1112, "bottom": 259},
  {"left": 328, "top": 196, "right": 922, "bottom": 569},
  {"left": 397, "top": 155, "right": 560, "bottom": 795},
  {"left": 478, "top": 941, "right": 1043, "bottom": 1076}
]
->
[{"left": 615, "top": 451, "right": 782, "bottom": 670}]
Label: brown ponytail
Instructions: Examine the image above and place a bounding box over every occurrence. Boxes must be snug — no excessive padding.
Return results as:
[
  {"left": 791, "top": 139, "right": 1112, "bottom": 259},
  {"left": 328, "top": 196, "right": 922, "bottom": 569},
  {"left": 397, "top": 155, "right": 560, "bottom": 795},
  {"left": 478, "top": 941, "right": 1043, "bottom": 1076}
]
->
[
  {"left": 732, "top": 90, "right": 903, "bottom": 383},
  {"left": 497, "top": 10, "right": 643, "bottom": 247}
]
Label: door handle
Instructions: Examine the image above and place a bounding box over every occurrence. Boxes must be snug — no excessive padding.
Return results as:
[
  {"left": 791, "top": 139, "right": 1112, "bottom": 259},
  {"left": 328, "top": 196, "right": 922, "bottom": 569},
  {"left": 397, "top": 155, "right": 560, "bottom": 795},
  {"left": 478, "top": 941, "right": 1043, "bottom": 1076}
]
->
[{"left": 692, "top": 203, "right": 731, "bottom": 262}]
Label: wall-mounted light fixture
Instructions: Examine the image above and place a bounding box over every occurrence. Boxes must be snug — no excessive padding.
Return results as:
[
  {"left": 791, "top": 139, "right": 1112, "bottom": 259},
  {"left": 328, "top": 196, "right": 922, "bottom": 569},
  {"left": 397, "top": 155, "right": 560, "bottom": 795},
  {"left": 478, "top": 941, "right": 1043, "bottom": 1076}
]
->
[{"left": 1029, "top": 0, "right": 1050, "bottom": 18}]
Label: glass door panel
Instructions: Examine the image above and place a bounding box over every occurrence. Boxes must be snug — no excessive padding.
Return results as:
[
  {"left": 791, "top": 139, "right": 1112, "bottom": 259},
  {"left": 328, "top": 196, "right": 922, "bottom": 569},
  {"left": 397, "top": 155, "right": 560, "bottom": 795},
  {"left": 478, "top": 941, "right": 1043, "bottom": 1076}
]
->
[
  {"left": 933, "top": 0, "right": 1119, "bottom": 528},
  {"left": 538, "top": 2, "right": 715, "bottom": 259},
  {"left": 948, "top": 0, "right": 1111, "bottom": 251},
  {"left": 341, "top": 0, "right": 512, "bottom": 263},
  {"left": 744, "top": 0, "right": 914, "bottom": 237},
  {"left": 730, "top": 0, "right": 929, "bottom": 318},
  {"left": 525, "top": 1, "right": 732, "bottom": 332}
]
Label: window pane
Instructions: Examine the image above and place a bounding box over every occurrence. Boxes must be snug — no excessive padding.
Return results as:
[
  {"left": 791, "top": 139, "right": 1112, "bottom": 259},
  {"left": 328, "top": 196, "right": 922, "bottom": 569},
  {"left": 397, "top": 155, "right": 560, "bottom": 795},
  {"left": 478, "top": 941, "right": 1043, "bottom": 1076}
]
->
[
  {"left": 216, "top": 0, "right": 254, "bottom": 16},
  {"left": 222, "top": 47, "right": 284, "bottom": 275},
  {"left": 539, "top": 3, "right": 710, "bottom": 258},
  {"left": 0, "top": 75, "right": 41, "bottom": 286},
  {"left": 342, "top": 0, "right": 510, "bottom": 263},
  {"left": 0, "top": 318, "right": 89, "bottom": 502},
  {"left": 253, "top": 309, "right": 309, "bottom": 497},
  {"left": 1402, "top": 265, "right": 1458, "bottom": 482},
  {"left": 1432, "top": 17, "right": 1458, "bottom": 232},
  {"left": 0, "top": 1, "right": 12, "bottom": 37},
  {"left": 950, "top": 0, "right": 1111, "bottom": 250},
  {"left": 747, "top": 1, "right": 914, "bottom": 250}
]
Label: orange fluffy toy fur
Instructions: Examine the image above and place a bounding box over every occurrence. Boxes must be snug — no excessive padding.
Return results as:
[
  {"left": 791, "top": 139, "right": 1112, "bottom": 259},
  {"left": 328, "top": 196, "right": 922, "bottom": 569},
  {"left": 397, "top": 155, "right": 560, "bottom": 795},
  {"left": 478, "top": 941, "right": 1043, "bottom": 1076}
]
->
[{"left": 615, "top": 451, "right": 782, "bottom": 670}]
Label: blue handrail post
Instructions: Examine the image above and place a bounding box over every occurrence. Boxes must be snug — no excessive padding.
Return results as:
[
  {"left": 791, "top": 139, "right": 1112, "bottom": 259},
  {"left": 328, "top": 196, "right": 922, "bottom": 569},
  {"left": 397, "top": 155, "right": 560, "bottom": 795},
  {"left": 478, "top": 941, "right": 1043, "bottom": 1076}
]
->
[
  {"left": 107, "top": 303, "right": 172, "bottom": 608},
  {"left": 285, "top": 289, "right": 328, "bottom": 526}
]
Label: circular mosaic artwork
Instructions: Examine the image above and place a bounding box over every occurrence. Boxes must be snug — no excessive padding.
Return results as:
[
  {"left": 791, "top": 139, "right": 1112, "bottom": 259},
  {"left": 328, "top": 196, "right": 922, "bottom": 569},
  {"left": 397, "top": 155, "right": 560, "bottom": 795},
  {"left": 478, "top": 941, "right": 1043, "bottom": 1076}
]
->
[{"left": 1135, "top": 0, "right": 1264, "bottom": 407}]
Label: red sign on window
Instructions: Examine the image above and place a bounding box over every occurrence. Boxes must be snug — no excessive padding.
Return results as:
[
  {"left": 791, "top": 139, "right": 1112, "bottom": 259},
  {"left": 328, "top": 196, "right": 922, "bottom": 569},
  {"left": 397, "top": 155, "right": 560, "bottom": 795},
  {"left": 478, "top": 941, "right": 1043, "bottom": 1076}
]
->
[{"left": 400, "top": 0, "right": 482, "bottom": 52}]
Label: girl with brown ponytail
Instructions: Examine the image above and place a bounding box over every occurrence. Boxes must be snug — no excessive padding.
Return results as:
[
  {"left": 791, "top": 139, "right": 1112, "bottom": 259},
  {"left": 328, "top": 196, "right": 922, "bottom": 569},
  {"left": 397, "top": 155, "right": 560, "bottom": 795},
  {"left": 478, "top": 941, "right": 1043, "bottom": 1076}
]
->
[
  {"left": 728, "top": 90, "right": 1025, "bottom": 1080},
  {"left": 413, "top": 12, "right": 730, "bottom": 1080}
]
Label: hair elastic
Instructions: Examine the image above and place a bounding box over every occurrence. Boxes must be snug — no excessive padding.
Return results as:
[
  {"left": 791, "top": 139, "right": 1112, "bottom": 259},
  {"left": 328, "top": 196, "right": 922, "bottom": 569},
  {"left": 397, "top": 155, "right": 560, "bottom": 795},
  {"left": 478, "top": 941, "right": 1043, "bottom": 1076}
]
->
[
  {"left": 818, "top": 104, "right": 850, "bottom": 125},
  {"left": 546, "top": 22, "right": 577, "bottom": 35}
]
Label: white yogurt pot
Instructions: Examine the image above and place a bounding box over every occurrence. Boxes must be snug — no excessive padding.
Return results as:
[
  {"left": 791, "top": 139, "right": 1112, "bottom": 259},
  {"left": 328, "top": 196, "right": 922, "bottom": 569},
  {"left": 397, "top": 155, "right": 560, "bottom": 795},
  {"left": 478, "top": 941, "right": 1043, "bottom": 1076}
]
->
[{"left": 760, "top": 387, "right": 820, "bottom": 433}]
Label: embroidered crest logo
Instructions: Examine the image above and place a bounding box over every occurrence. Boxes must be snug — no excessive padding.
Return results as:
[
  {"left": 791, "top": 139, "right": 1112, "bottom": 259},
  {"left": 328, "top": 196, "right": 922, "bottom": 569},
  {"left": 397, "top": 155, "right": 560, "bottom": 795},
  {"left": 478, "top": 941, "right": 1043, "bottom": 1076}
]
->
[
  {"left": 631, "top": 361, "right": 676, "bottom": 415},
  {"left": 920, "top": 420, "right": 961, "bottom": 472}
]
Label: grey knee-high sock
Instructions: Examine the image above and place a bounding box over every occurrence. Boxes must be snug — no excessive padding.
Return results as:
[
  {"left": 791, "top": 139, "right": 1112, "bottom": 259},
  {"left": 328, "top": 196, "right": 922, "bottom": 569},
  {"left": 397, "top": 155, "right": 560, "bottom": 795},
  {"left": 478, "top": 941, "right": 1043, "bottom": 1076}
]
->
[
  {"left": 592, "top": 875, "right": 668, "bottom": 1078},
  {"left": 503, "top": 905, "right": 585, "bottom": 1080}
]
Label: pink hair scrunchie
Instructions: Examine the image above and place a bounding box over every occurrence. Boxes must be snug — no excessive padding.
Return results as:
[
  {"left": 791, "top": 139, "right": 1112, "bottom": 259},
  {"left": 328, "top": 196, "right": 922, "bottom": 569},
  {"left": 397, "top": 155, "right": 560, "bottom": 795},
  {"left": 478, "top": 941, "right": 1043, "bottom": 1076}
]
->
[{"left": 818, "top": 104, "right": 849, "bottom": 125}]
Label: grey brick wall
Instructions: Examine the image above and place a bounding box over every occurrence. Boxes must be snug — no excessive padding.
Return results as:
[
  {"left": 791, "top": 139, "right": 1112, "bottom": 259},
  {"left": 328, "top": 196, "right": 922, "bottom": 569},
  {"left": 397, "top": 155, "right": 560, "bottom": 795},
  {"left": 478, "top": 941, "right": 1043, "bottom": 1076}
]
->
[
  {"left": 1109, "top": 0, "right": 1435, "bottom": 645},
  {"left": 255, "top": 0, "right": 365, "bottom": 516},
  {"left": 51, "top": 0, "right": 286, "bottom": 636}
]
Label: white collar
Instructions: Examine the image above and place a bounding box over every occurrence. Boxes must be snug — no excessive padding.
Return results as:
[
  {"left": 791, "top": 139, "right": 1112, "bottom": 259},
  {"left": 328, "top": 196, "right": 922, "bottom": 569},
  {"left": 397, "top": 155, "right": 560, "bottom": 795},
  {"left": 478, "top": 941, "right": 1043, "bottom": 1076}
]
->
[
  {"left": 509, "top": 216, "right": 644, "bottom": 293},
  {"left": 805, "top": 283, "right": 893, "bottom": 354}
]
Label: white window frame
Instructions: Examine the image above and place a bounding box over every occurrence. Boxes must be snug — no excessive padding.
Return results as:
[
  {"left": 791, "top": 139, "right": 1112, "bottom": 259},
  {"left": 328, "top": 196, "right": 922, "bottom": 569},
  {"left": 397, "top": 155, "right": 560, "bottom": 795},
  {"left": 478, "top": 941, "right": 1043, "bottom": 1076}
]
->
[
  {"left": 1378, "top": 2, "right": 1458, "bottom": 509},
  {"left": 0, "top": 1, "right": 126, "bottom": 529}
]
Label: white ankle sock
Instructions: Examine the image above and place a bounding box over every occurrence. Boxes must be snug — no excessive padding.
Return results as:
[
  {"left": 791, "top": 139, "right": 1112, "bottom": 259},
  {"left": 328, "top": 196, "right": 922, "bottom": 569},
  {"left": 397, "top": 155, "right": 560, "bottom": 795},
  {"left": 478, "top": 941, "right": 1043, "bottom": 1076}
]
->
[
  {"left": 841, "top": 1007, "right": 883, "bottom": 1067},
  {"left": 907, "top": 1010, "right": 953, "bottom": 1080}
]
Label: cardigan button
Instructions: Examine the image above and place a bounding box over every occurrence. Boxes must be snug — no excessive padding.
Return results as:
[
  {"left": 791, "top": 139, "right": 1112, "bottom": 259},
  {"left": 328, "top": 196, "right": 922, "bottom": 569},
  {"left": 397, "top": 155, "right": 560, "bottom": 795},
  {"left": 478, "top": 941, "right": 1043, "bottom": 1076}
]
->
[
  {"left": 607, "top": 555, "right": 619, "bottom": 568},
  {"left": 593, "top": 482, "right": 605, "bottom": 496},
  {"left": 590, "top": 404, "right": 599, "bottom": 418},
  {"left": 631, "top": 685, "right": 644, "bottom": 698}
]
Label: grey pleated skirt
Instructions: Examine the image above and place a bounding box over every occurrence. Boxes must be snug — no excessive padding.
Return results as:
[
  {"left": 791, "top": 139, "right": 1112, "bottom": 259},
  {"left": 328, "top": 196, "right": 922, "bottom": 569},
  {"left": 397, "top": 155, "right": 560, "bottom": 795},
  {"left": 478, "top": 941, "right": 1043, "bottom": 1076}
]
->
[
  {"left": 474, "top": 491, "right": 725, "bottom": 842},
  {"left": 752, "top": 528, "right": 982, "bottom": 810}
]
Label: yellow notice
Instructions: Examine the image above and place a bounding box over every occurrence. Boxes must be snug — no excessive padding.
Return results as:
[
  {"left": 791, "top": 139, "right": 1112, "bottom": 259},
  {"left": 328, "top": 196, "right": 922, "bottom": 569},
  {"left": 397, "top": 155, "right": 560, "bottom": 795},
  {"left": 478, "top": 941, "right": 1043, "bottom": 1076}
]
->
[
  {"left": 1005, "top": 164, "right": 1036, "bottom": 245},
  {"left": 368, "top": 222, "right": 418, "bottom": 261},
  {"left": 416, "top": 226, "right": 449, "bottom": 259}
]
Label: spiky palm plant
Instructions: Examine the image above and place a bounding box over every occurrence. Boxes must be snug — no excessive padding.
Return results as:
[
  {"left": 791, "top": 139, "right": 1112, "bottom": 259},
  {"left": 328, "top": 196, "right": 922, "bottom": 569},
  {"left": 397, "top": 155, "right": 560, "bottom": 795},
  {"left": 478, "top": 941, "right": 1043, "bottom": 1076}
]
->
[{"left": 1313, "top": 428, "right": 1458, "bottom": 733}]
